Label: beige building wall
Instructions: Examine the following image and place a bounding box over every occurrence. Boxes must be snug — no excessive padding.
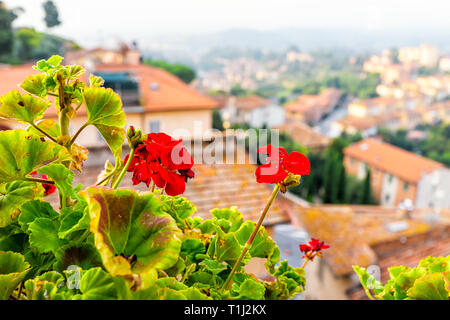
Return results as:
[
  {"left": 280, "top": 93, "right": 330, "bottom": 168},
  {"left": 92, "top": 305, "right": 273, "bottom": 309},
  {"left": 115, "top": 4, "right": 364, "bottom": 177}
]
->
[
  {"left": 303, "top": 259, "right": 353, "bottom": 300},
  {"left": 144, "top": 109, "right": 213, "bottom": 139}
]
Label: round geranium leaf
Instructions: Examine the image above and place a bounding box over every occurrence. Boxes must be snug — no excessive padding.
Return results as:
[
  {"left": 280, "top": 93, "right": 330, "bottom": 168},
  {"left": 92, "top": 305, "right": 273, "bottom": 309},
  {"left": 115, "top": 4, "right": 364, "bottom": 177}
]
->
[
  {"left": 0, "top": 91, "right": 50, "bottom": 124},
  {"left": 81, "top": 187, "right": 182, "bottom": 289},
  {"left": 0, "top": 129, "right": 71, "bottom": 183},
  {"left": 0, "top": 251, "right": 30, "bottom": 300}
]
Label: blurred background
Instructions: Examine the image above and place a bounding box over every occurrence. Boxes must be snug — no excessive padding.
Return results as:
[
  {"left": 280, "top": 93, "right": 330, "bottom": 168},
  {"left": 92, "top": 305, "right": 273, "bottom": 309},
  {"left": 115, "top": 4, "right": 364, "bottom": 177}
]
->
[{"left": 0, "top": 0, "right": 449, "bottom": 300}]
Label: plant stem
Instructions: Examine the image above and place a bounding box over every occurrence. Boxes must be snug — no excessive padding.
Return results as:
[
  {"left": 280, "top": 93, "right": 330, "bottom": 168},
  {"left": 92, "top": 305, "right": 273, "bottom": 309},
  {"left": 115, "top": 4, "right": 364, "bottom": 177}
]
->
[
  {"left": 112, "top": 148, "right": 135, "bottom": 189},
  {"left": 301, "top": 258, "right": 309, "bottom": 269},
  {"left": 96, "top": 171, "right": 115, "bottom": 186},
  {"left": 221, "top": 183, "right": 281, "bottom": 292},
  {"left": 24, "top": 177, "right": 55, "bottom": 185},
  {"left": 30, "top": 122, "right": 58, "bottom": 143},
  {"left": 69, "top": 122, "right": 89, "bottom": 146}
]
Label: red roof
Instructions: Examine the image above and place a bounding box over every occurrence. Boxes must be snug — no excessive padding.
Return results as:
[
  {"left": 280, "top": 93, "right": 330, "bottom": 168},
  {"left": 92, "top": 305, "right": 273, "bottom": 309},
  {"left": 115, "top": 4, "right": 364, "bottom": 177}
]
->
[
  {"left": 0, "top": 63, "right": 218, "bottom": 118},
  {"left": 344, "top": 138, "right": 444, "bottom": 183},
  {"left": 93, "top": 64, "right": 219, "bottom": 112}
]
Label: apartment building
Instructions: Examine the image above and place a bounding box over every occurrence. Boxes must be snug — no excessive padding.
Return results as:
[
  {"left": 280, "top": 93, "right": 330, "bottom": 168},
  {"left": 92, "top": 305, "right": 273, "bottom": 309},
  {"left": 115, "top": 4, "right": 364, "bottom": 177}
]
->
[{"left": 343, "top": 138, "right": 449, "bottom": 209}]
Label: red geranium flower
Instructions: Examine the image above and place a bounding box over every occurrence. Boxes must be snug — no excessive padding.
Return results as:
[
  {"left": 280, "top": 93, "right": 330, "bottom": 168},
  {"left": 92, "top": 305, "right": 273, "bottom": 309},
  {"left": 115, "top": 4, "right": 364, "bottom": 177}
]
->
[
  {"left": 299, "top": 238, "right": 330, "bottom": 261},
  {"left": 255, "top": 145, "right": 310, "bottom": 184},
  {"left": 125, "top": 132, "right": 194, "bottom": 196}
]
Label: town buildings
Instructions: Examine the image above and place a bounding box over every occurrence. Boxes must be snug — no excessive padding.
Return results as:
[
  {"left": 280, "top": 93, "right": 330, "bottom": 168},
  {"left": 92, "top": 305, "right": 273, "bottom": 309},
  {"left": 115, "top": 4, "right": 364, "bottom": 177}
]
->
[
  {"left": 217, "top": 94, "right": 285, "bottom": 129},
  {"left": 343, "top": 138, "right": 449, "bottom": 209},
  {"left": 285, "top": 88, "right": 343, "bottom": 125}
]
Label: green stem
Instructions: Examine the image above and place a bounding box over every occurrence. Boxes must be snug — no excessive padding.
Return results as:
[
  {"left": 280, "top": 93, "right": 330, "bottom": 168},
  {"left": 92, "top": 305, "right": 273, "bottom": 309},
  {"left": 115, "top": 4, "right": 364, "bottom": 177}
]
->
[
  {"left": 30, "top": 122, "right": 58, "bottom": 143},
  {"left": 57, "top": 73, "right": 70, "bottom": 139},
  {"left": 221, "top": 184, "right": 281, "bottom": 292},
  {"left": 112, "top": 148, "right": 135, "bottom": 189}
]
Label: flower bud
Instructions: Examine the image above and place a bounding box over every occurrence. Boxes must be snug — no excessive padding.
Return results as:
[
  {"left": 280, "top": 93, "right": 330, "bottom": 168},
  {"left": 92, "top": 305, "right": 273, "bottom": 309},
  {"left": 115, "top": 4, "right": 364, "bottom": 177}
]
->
[{"left": 127, "top": 126, "right": 143, "bottom": 149}]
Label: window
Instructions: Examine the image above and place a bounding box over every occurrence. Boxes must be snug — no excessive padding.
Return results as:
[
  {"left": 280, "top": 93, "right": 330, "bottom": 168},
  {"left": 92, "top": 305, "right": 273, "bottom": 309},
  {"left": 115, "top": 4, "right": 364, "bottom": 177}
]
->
[
  {"left": 385, "top": 194, "right": 390, "bottom": 203},
  {"left": 149, "top": 120, "right": 160, "bottom": 133},
  {"left": 388, "top": 174, "right": 394, "bottom": 183},
  {"left": 403, "top": 182, "right": 409, "bottom": 192}
]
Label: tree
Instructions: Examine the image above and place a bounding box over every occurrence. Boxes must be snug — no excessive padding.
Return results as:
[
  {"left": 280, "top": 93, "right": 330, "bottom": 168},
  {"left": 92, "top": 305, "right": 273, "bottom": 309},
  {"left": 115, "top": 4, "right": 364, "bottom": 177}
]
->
[
  {"left": 230, "top": 83, "right": 247, "bottom": 96},
  {"left": 359, "top": 168, "right": 373, "bottom": 205},
  {"left": 0, "top": 2, "right": 22, "bottom": 58},
  {"left": 212, "top": 109, "right": 224, "bottom": 131},
  {"left": 143, "top": 59, "right": 196, "bottom": 84},
  {"left": 336, "top": 161, "right": 347, "bottom": 203},
  {"left": 43, "top": 1, "right": 61, "bottom": 29}
]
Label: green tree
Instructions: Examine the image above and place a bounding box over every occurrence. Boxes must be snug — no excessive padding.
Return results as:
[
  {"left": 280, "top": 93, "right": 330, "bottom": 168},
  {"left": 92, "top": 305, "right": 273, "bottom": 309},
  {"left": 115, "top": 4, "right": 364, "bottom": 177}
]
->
[
  {"left": 336, "top": 161, "right": 347, "bottom": 203},
  {"left": 359, "top": 168, "right": 373, "bottom": 204},
  {"left": 42, "top": 0, "right": 61, "bottom": 29},
  {"left": 15, "top": 28, "right": 42, "bottom": 62},
  {"left": 0, "top": 1, "right": 22, "bottom": 58},
  {"left": 230, "top": 83, "right": 247, "bottom": 96},
  {"left": 143, "top": 59, "right": 196, "bottom": 84},
  {"left": 212, "top": 109, "right": 224, "bottom": 131}
]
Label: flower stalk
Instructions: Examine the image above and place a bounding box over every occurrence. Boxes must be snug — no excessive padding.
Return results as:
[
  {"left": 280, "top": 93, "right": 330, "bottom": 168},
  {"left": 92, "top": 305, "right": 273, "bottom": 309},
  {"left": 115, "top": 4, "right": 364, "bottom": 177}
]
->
[
  {"left": 112, "top": 147, "right": 135, "bottom": 189},
  {"left": 221, "top": 183, "right": 281, "bottom": 291}
]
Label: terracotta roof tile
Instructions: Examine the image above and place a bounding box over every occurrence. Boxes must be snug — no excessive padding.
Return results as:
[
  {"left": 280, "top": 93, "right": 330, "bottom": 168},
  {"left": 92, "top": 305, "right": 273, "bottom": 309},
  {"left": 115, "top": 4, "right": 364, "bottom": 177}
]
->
[
  {"left": 93, "top": 64, "right": 219, "bottom": 112},
  {"left": 294, "top": 204, "right": 450, "bottom": 276},
  {"left": 344, "top": 138, "right": 444, "bottom": 183}
]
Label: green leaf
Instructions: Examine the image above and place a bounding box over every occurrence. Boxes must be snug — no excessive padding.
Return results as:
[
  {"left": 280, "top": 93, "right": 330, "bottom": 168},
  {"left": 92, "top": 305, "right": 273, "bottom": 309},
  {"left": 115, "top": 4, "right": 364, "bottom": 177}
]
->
[
  {"left": 38, "top": 164, "right": 75, "bottom": 206},
  {"left": 264, "top": 261, "right": 305, "bottom": 300},
  {"left": 47, "top": 55, "right": 63, "bottom": 67},
  {"left": 83, "top": 88, "right": 126, "bottom": 158},
  {"left": 0, "top": 130, "right": 71, "bottom": 183},
  {"left": 89, "top": 75, "right": 104, "bottom": 88},
  {"left": 28, "top": 218, "right": 65, "bottom": 253},
  {"left": 79, "top": 268, "right": 125, "bottom": 300},
  {"left": 232, "top": 275, "right": 266, "bottom": 300},
  {"left": 418, "top": 256, "right": 450, "bottom": 273},
  {"left": 81, "top": 187, "right": 182, "bottom": 289},
  {"left": 353, "top": 265, "right": 384, "bottom": 299},
  {"left": 0, "top": 91, "right": 50, "bottom": 124},
  {"left": 210, "top": 207, "right": 244, "bottom": 233},
  {"left": 0, "top": 251, "right": 30, "bottom": 300},
  {"left": 27, "top": 119, "right": 60, "bottom": 140},
  {"left": 23, "top": 248, "right": 57, "bottom": 280},
  {"left": 20, "top": 74, "right": 48, "bottom": 98},
  {"left": 0, "top": 181, "right": 44, "bottom": 228},
  {"left": 58, "top": 208, "right": 90, "bottom": 240},
  {"left": 54, "top": 244, "right": 102, "bottom": 273},
  {"left": 407, "top": 272, "right": 449, "bottom": 300},
  {"left": 180, "top": 238, "right": 205, "bottom": 264},
  {"left": 23, "top": 271, "right": 68, "bottom": 300},
  {"left": 199, "top": 259, "right": 228, "bottom": 275},
  {"left": 161, "top": 195, "right": 197, "bottom": 229},
  {"left": 19, "top": 200, "right": 58, "bottom": 233},
  {"left": 235, "top": 220, "right": 280, "bottom": 274}
]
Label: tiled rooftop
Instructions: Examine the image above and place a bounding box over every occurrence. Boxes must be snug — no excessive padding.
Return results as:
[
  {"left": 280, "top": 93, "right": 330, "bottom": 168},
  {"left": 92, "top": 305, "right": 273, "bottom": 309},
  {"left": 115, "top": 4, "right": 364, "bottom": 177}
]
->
[{"left": 294, "top": 204, "right": 450, "bottom": 276}]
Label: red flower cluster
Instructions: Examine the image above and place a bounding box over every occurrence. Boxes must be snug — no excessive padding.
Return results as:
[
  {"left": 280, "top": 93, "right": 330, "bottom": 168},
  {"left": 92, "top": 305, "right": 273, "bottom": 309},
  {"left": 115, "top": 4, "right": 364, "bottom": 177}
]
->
[
  {"left": 299, "top": 238, "right": 330, "bottom": 261},
  {"left": 125, "top": 132, "right": 195, "bottom": 196},
  {"left": 255, "top": 145, "right": 310, "bottom": 184},
  {"left": 30, "top": 172, "right": 56, "bottom": 196}
]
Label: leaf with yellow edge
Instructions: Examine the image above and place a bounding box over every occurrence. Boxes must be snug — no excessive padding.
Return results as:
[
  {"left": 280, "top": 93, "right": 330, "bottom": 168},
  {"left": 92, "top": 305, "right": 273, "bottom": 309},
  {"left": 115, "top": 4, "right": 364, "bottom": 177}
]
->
[
  {"left": 0, "top": 181, "right": 44, "bottom": 228},
  {"left": 0, "top": 251, "right": 30, "bottom": 300},
  {"left": 0, "top": 130, "right": 71, "bottom": 183},
  {"left": 27, "top": 119, "right": 60, "bottom": 140},
  {"left": 0, "top": 91, "right": 50, "bottom": 124},
  {"left": 83, "top": 88, "right": 126, "bottom": 159},
  {"left": 81, "top": 187, "right": 182, "bottom": 289}
]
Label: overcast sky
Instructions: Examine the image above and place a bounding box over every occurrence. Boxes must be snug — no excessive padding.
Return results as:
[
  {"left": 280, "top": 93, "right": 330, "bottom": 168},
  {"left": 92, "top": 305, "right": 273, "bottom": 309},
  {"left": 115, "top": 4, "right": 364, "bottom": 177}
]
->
[{"left": 5, "top": 0, "right": 450, "bottom": 47}]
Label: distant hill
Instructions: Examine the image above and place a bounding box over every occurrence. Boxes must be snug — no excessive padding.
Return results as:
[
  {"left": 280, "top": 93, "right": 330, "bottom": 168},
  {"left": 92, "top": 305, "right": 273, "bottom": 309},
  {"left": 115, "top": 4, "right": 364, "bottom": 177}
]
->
[{"left": 144, "top": 27, "right": 450, "bottom": 60}]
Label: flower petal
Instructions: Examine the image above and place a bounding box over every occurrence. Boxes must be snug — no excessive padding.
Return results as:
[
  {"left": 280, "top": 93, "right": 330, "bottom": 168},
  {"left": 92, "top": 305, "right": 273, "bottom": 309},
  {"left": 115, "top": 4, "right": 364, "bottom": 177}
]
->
[
  {"left": 255, "top": 163, "right": 288, "bottom": 184},
  {"left": 284, "top": 152, "right": 310, "bottom": 175}
]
